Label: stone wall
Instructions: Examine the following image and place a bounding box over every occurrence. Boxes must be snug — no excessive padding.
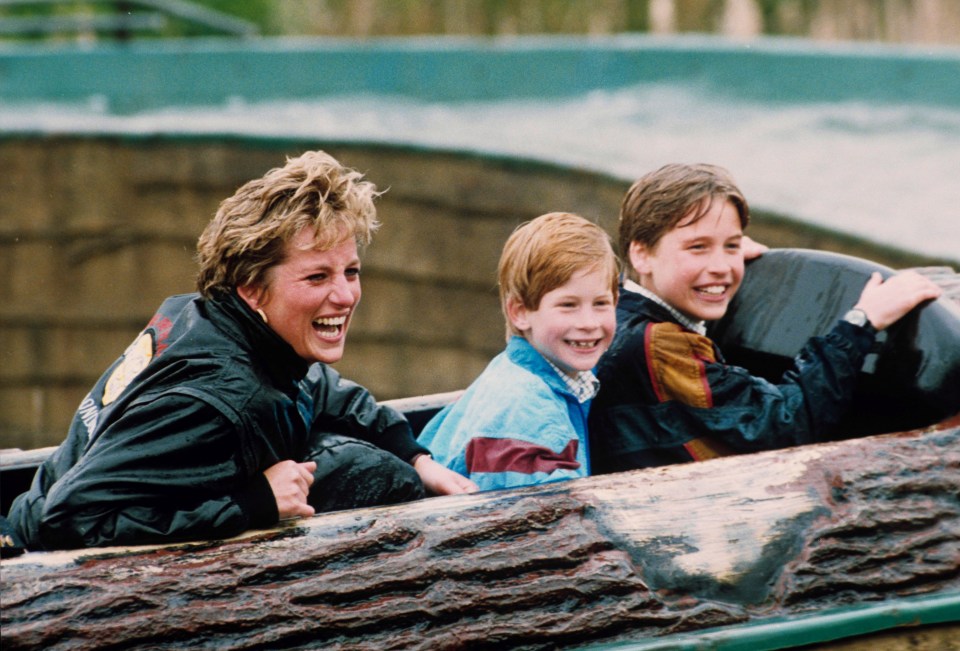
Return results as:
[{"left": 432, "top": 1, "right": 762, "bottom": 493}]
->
[
  {"left": 0, "top": 135, "right": 943, "bottom": 450},
  {"left": 0, "top": 136, "right": 625, "bottom": 449}
]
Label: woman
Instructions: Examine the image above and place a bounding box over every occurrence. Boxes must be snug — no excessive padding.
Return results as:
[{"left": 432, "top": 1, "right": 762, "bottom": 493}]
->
[{"left": 8, "top": 151, "right": 476, "bottom": 551}]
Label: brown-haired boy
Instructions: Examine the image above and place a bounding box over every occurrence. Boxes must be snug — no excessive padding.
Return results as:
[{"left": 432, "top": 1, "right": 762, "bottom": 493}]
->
[
  {"left": 588, "top": 163, "right": 942, "bottom": 472},
  {"left": 419, "top": 212, "right": 619, "bottom": 491}
]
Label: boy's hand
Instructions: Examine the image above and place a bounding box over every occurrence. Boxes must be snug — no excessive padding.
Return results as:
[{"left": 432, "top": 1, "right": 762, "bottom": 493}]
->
[
  {"left": 741, "top": 236, "right": 769, "bottom": 260},
  {"left": 414, "top": 455, "right": 479, "bottom": 495},
  {"left": 264, "top": 460, "right": 317, "bottom": 520},
  {"left": 854, "top": 271, "right": 943, "bottom": 331}
]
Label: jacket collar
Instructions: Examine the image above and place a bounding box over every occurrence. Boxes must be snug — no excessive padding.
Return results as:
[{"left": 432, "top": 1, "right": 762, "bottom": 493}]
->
[
  {"left": 505, "top": 335, "right": 597, "bottom": 401},
  {"left": 617, "top": 288, "right": 694, "bottom": 332},
  {"left": 622, "top": 280, "right": 707, "bottom": 335},
  {"left": 207, "top": 290, "right": 312, "bottom": 383}
]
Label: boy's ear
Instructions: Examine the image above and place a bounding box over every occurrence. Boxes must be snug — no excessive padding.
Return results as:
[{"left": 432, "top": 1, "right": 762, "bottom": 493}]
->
[
  {"left": 628, "top": 240, "right": 653, "bottom": 276},
  {"left": 505, "top": 296, "right": 531, "bottom": 333}
]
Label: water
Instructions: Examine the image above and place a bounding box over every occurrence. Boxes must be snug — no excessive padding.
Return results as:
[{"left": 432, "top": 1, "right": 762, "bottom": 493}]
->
[{"left": 3, "top": 81, "right": 959, "bottom": 261}]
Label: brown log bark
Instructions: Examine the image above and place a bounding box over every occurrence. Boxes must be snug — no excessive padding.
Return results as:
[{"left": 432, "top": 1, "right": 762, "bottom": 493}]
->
[{"left": 2, "top": 418, "right": 958, "bottom": 650}]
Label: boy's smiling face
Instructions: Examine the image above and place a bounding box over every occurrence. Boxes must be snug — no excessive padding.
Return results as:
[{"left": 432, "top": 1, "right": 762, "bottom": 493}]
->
[
  {"left": 630, "top": 197, "right": 744, "bottom": 322},
  {"left": 508, "top": 267, "right": 616, "bottom": 377}
]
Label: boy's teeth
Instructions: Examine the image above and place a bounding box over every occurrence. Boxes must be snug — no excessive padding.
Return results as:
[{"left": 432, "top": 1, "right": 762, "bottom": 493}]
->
[
  {"left": 569, "top": 339, "right": 597, "bottom": 349},
  {"left": 699, "top": 286, "right": 725, "bottom": 295}
]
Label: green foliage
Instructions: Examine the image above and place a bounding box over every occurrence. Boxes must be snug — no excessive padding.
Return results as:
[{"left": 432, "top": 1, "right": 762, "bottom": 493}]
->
[{"left": 0, "top": 0, "right": 271, "bottom": 40}]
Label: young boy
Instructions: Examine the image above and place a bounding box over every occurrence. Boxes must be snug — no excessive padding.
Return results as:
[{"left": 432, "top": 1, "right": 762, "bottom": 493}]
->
[
  {"left": 588, "top": 163, "right": 943, "bottom": 473},
  {"left": 418, "top": 212, "right": 619, "bottom": 491}
]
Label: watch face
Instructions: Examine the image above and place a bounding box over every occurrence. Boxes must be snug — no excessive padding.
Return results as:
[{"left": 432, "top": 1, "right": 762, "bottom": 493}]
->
[{"left": 845, "top": 309, "right": 868, "bottom": 327}]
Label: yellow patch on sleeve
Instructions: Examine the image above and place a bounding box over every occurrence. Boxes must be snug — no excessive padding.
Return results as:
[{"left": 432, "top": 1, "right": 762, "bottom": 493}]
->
[
  {"left": 646, "top": 323, "right": 717, "bottom": 408},
  {"left": 102, "top": 331, "right": 154, "bottom": 406}
]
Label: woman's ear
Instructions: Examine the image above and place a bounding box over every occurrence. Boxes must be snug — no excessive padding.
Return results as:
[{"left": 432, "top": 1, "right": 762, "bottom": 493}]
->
[
  {"left": 628, "top": 240, "right": 652, "bottom": 276},
  {"left": 505, "top": 296, "right": 531, "bottom": 334},
  {"left": 236, "top": 283, "right": 265, "bottom": 312}
]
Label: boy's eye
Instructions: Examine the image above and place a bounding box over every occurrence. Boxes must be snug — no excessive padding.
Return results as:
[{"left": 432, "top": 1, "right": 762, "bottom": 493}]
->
[{"left": 346, "top": 267, "right": 361, "bottom": 278}]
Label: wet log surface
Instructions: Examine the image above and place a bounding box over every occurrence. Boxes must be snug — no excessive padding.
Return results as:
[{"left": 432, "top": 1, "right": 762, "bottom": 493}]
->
[{"left": 2, "top": 417, "right": 959, "bottom": 650}]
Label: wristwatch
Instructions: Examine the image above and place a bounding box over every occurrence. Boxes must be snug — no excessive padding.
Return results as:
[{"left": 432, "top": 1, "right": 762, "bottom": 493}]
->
[{"left": 842, "top": 308, "right": 876, "bottom": 334}]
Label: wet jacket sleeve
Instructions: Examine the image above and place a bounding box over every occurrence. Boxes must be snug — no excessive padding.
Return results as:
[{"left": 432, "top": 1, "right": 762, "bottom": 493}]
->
[
  {"left": 307, "top": 364, "right": 428, "bottom": 463},
  {"left": 643, "top": 320, "right": 875, "bottom": 451},
  {"left": 31, "top": 393, "right": 277, "bottom": 550},
  {"left": 418, "top": 378, "right": 587, "bottom": 492}
]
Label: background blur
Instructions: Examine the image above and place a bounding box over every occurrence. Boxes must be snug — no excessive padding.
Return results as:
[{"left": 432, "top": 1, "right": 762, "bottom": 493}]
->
[
  {"left": 2, "top": 0, "right": 959, "bottom": 451},
  {"left": 3, "top": 0, "right": 960, "bottom": 43}
]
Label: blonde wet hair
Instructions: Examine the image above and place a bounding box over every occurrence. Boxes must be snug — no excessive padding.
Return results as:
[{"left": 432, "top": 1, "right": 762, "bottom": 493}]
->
[{"left": 196, "top": 150, "right": 380, "bottom": 298}]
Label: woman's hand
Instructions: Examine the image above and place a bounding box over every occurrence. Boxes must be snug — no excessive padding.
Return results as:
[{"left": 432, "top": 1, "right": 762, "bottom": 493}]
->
[
  {"left": 413, "top": 455, "right": 479, "bottom": 495},
  {"left": 264, "top": 460, "right": 317, "bottom": 520}
]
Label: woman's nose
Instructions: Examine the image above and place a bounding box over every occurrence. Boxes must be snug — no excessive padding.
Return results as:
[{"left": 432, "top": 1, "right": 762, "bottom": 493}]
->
[{"left": 329, "top": 275, "right": 359, "bottom": 306}]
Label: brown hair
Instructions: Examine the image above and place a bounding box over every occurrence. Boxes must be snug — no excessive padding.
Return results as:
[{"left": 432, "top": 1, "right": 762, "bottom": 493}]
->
[
  {"left": 196, "top": 151, "right": 380, "bottom": 298},
  {"left": 619, "top": 163, "right": 749, "bottom": 282},
  {"left": 498, "top": 212, "right": 619, "bottom": 339}
]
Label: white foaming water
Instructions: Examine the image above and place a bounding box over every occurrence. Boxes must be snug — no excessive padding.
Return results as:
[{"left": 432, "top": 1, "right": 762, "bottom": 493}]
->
[{"left": 3, "top": 82, "right": 959, "bottom": 261}]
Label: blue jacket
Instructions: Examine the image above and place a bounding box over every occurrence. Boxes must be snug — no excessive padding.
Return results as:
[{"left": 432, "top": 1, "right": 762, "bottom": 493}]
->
[
  {"left": 588, "top": 289, "right": 875, "bottom": 473},
  {"left": 418, "top": 336, "right": 591, "bottom": 491}
]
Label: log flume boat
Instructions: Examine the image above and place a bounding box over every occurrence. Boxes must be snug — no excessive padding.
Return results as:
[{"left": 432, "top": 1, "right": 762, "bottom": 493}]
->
[{"left": 2, "top": 249, "right": 959, "bottom": 651}]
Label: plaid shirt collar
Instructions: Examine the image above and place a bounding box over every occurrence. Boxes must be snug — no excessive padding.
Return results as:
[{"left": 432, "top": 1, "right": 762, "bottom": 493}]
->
[
  {"left": 623, "top": 279, "right": 707, "bottom": 336},
  {"left": 544, "top": 358, "right": 600, "bottom": 404}
]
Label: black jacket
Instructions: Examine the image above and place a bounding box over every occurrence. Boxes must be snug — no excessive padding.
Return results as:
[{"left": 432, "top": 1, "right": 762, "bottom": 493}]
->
[
  {"left": 8, "top": 291, "right": 427, "bottom": 550},
  {"left": 589, "top": 290, "right": 875, "bottom": 473}
]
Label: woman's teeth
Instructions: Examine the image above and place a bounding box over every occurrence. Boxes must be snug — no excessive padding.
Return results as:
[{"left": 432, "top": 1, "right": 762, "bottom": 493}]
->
[{"left": 313, "top": 316, "right": 346, "bottom": 336}]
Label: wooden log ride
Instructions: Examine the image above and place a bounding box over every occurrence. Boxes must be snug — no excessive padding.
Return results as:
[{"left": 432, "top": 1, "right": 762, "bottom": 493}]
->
[
  {"left": 1, "top": 417, "right": 958, "bottom": 650},
  {"left": 1, "top": 250, "right": 959, "bottom": 650}
]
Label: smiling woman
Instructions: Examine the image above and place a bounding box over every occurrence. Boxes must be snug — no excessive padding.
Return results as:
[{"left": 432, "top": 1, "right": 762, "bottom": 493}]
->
[
  {"left": 3, "top": 150, "right": 476, "bottom": 554},
  {"left": 237, "top": 231, "right": 363, "bottom": 365}
]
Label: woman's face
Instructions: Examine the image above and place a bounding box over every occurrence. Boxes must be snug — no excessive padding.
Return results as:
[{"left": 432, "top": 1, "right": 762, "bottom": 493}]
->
[{"left": 239, "top": 227, "right": 361, "bottom": 364}]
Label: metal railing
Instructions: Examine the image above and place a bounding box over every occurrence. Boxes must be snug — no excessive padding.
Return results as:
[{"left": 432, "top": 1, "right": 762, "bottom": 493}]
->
[{"left": 0, "top": 0, "right": 258, "bottom": 39}]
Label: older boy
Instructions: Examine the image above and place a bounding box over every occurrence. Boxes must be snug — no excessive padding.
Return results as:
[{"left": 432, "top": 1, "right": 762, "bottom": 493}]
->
[
  {"left": 419, "top": 213, "right": 619, "bottom": 491},
  {"left": 589, "top": 163, "right": 943, "bottom": 473}
]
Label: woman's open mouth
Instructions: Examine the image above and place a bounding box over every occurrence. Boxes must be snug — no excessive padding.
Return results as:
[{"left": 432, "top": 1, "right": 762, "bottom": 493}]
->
[{"left": 313, "top": 315, "right": 347, "bottom": 339}]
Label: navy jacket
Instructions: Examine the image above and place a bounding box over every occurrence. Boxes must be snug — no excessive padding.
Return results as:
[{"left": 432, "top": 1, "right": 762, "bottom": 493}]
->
[
  {"left": 588, "top": 290, "right": 875, "bottom": 473},
  {"left": 8, "top": 291, "right": 427, "bottom": 550}
]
